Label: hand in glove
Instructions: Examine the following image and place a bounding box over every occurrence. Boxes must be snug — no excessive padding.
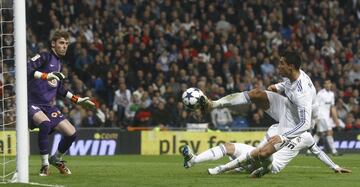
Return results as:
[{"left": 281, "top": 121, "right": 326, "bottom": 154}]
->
[
  {"left": 66, "top": 92, "right": 96, "bottom": 110},
  {"left": 34, "top": 71, "right": 65, "bottom": 81}
]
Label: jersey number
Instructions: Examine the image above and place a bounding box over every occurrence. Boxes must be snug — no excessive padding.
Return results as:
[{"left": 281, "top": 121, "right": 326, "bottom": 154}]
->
[
  {"left": 287, "top": 143, "right": 295, "bottom": 150},
  {"left": 31, "top": 54, "right": 41, "bottom": 61}
]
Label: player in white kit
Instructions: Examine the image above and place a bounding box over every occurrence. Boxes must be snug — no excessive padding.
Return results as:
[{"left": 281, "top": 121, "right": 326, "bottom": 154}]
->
[
  {"left": 183, "top": 51, "right": 317, "bottom": 177},
  {"left": 313, "top": 80, "right": 342, "bottom": 155},
  {"left": 181, "top": 127, "right": 350, "bottom": 175}
]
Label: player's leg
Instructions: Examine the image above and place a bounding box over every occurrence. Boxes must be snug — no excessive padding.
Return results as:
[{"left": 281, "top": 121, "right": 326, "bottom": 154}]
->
[
  {"left": 313, "top": 133, "right": 321, "bottom": 145},
  {"left": 307, "top": 119, "right": 325, "bottom": 154},
  {"left": 315, "top": 118, "right": 328, "bottom": 144},
  {"left": 31, "top": 111, "right": 52, "bottom": 176},
  {"left": 207, "top": 143, "right": 255, "bottom": 174},
  {"left": 250, "top": 132, "right": 315, "bottom": 177},
  {"left": 326, "top": 129, "right": 339, "bottom": 155},
  {"left": 205, "top": 91, "right": 286, "bottom": 174},
  {"left": 50, "top": 119, "right": 76, "bottom": 175},
  {"left": 182, "top": 143, "right": 233, "bottom": 168},
  {"left": 230, "top": 92, "right": 288, "bottom": 174},
  {"left": 29, "top": 104, "right": 55, "bottom": 176},
  {"left": 324, "top": 118, "right": 340, "bottom": 155},
  {"left": 209, "top": 134, "right": 289, "bottom": 175},
  {"left": 202, "top": 88, "right": 270, "bottom": 111},
  {"left": 246, "top": 92, "right": 290, "bottom": 175},
  {"left": 207, "top": 124, "right": 281, "bottom": 175},
  {"left": 41, "top": 106, "right": 75, "bottom": 175},
  {"left": 270, "top": 132, "right": 314, "bottom": 174},
  {"left": 53, "top": 119, "right": 76, "bottom": 158}
]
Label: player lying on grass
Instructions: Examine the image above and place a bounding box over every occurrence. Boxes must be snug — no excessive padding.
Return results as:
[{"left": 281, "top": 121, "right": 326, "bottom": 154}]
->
[{"left": 182, "top": 128, "right": 351, "bottom": 176}]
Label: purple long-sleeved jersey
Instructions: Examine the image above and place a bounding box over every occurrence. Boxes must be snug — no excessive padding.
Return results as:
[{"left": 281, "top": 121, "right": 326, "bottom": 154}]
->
[{"left": 27, "top": 50, "right": 68, "bottom": 106}]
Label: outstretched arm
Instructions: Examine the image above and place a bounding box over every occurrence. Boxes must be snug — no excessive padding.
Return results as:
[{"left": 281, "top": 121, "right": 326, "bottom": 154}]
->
[
  {"left": 309, "top": 144, "right": 351, "bottom": 173},
  {"left": 57, "top": 82, "right": 96, "bottom": 110}
]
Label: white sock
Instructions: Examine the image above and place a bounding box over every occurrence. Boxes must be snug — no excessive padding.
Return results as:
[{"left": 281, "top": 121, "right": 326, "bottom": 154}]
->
[
  {"left": 41, "top": 154, "right": 49, "bottom": 166},
  {"left": 313, "top": 134, "right": 320, "bottom": 144},
  {"left": 193, "top": 144, "right": 226, "bottom": 164},
  {"left": 55, "top": 150, "right": 64, "bottom": 160},
  {"left": 212, "top": 92, "right": 251, "bottom": 108},
  {"left": 220, "top": 152, "right": 250, "bottom": 172},
  {"left": 326, "top": 136, "right": 337, "bottom": 154}
]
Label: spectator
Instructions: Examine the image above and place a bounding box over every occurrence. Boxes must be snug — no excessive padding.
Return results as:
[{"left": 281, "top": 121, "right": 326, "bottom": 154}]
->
[
  {"left": 21, "top": 0, "right": 359, "bottom": 129},
  {"left": 210, "top": 108, "right": 233, "bottom": 131},
  {"left": 113, "top": 82, "right": 131, "bottom": 127},
  {"left": 260, "top": 58, "right": 275, "bottom": 77},
  {"left": 152, "top": 101, "right": 171, "bottom": 127},
  {"left": 125, "top": 92, "right": 142, "bottom": 125},
  {"left": 69, "top": 105, "right": 86, "bottom": 128},
  {"left": 82, "top": 110, "right": 100, "bottom": 128}
]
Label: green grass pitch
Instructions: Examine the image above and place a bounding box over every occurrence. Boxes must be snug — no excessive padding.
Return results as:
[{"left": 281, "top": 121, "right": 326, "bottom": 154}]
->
[{"left": 6, "top": 154, "right": 360, "bottom": 187}]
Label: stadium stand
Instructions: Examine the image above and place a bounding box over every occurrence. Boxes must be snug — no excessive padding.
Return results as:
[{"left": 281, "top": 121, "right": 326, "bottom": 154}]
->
[{"left": 19, "top": 0, "right": 359, "bottom": 130}]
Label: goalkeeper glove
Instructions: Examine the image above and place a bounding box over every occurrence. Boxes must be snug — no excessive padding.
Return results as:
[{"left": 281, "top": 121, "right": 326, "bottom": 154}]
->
[
  {"left": 34, "top": 71, "right": 65, "bottom": 81},
  {"left": 66, "top": 92, "right": 96, "bottom": 110}
]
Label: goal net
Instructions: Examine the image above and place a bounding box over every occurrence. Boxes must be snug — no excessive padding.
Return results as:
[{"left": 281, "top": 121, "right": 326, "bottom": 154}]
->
[
  {"left": 1, "top": 0, "right": 29, "bottom": 184},
  {"left": 1, "top": 0, "right": 17, "bottom": 183}
]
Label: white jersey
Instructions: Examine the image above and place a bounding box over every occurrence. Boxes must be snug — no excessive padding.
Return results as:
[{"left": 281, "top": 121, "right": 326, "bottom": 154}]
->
[
  {"left": 273, "top": 70, "right": 317, "bottom": 137},
  {"left": 316, "top": 88, "right": 335, "bottom": 119},
  {"left": 232, "top": 125, "right": 339, "bottom": 174}
]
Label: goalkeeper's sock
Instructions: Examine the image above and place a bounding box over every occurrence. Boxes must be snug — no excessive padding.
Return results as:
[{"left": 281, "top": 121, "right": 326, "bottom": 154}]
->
[
  {"left": 38, "top": 121, "right": 51, "bottom": 155},
  {"left": 193, "top": 144, "right": 226, "bottom": 163},
  {"left": 212, "top": 92, "right": 251, "bottom": 108},
  {"left": 40, "top": 154, "right": 49, "bottom": 166},
  {"left": 57, "top": 132, "right": 77, "bottom": 156}
]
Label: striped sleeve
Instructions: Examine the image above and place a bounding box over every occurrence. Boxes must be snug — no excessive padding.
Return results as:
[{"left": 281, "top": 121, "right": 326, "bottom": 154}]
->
[
  {"left": 309, "top": 144, "right": 339, "bottom": 170},
  {"left": 282, "top": 106, "right": 309, "bottom": 138},
  {"left": 275, "top": 81, "right": 286, "bottom": 92}
]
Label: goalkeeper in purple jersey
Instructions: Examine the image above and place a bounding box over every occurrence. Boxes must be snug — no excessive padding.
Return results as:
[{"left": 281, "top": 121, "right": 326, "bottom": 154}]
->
[{"left": 27, "top": 30, "right": 95, "bottom": 176}]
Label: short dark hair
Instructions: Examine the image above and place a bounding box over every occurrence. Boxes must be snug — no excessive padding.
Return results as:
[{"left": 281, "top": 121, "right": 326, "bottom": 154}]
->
[
  {"left": 51, "top": 30, "right": 69, "bottom": 42},
  {"left": 282, "top": 51, "right": 301, "bottom": 69}
]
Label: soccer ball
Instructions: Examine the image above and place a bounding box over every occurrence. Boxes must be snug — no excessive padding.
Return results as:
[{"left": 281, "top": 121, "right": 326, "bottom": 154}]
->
[{"left": 182, "top": 87, "right": 204, "bottom": 110}]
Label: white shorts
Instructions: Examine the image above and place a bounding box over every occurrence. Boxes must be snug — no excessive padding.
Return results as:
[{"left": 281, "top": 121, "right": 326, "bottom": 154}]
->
[
  {"left": 265, "top": 91, "right": 304, "bottom": 138},
  {"left": 316, "top": 117, "right": 333, "bottom": 132},
  {"left": 231, "top": 143, "right": 255, "bottom": 158},
  {"left": 256, "top": 124, "right": 315, "bottom": 174},
  {"left": 257, "top": 124, "right": 280, "bottom": 148},
  {"left": 231, "top": 131, "right": 315, "bottom": 174},
  {"left": 270, "top": 132, "right": 315, "bottom": 173},
  {"left": 316, "top": 118, "right": 345, "bottom": 132},
  {"left": 264, "top": 92, "right": 287, "bottom": 123}
]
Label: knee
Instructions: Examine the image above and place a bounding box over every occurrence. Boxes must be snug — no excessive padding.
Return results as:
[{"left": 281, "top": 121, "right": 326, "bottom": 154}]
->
[
  {"left": 223, "top": 143, "right": 235, "bottom": 155},
  {"left": 248, "top": 88, "right": 265, "bottom": 100},
  {"left": 69, "top": 131, "right": 77, "bottom": 140},
  {"left": 38, "top": 121, "right": 51, "bottom": 132},
  {"left": 327, "top": 130, "right": 333, "bottom": 136},
  {"left": 258, "top": 147, "right": 271, "bottom": 159}
]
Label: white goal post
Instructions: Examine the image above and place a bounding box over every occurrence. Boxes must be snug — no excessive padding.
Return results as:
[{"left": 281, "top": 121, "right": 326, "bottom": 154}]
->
[{"left": 14, "top": 0, "right": 29, "bottom": 183}]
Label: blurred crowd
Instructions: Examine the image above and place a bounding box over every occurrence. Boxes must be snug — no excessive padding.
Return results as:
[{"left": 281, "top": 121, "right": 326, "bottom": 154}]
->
[{"left": 1, "top": 0, "right": 359, "bottom": 131}]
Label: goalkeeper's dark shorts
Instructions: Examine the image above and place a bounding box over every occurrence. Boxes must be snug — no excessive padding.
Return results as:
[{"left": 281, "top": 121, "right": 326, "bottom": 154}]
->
[{"left": 28, "top": 104, "right": 66, "bottom": 132}]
